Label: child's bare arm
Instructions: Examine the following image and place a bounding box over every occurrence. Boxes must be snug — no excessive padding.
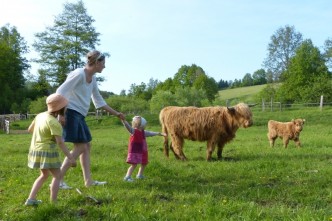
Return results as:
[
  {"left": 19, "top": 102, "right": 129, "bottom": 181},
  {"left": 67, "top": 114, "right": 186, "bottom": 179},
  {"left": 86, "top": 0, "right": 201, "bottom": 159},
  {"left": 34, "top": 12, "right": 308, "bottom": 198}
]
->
[
  {"left": 55, "top": 136, "right": 76, "bottom": 167},
  {"left": 27, "top": 120, "right": 35, "bottom": 133}
]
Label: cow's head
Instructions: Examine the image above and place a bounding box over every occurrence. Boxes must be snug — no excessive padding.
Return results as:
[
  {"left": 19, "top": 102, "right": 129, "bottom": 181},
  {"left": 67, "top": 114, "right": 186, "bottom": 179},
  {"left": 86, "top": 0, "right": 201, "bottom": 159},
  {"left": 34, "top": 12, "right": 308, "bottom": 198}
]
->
[
  {"left": 291, "top": 118, "right": 305, "bottom": 133},
  {"left": 227, "top": 103, "right": 254, "bottom": 128}
]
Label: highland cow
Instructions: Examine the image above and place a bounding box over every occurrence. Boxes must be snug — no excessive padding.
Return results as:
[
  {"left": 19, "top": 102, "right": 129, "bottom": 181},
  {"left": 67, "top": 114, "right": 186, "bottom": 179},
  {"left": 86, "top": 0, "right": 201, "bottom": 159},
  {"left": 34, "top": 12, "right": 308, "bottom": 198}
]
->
[
  {"left": 267, "top": 119, "right": 305, "bottom": 148},
  {"left": 159, "top": 103, "right": 254, "bottom": 161}
]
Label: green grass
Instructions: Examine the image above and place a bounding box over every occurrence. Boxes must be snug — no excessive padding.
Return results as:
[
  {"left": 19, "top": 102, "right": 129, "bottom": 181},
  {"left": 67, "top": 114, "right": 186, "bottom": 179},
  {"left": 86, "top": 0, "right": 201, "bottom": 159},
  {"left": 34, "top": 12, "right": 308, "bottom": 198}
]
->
[
  {"left": 219, "top": 85, "right": 266, "bottom": 100},
  {"left": 1, "top": 108, "right": 332, "bottom": 220},
  {"left": 216, "top": 85, "right": 267, "bottom": 105}
]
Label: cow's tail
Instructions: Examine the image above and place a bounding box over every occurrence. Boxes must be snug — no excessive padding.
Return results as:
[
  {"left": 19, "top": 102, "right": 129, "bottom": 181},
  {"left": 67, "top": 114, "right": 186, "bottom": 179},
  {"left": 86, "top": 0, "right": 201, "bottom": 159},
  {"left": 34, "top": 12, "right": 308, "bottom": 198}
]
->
[{"left": 159, "top": 111, "right": 169, "bottom": 158}]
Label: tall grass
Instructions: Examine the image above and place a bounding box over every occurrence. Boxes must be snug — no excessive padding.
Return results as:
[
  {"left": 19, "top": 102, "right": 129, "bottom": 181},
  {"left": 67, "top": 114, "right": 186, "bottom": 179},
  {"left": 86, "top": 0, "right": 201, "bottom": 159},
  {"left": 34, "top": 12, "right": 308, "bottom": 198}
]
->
[{"left": 0, "top": 108, "right": 331, "bottom": 220}]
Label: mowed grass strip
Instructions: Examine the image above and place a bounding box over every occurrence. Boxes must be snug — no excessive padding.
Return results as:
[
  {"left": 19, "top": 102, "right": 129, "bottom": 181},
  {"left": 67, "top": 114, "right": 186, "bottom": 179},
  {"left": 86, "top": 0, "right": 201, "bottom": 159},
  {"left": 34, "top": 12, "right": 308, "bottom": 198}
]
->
[{"left": 0, "top": 108, "right": 331, "bottom": 220}]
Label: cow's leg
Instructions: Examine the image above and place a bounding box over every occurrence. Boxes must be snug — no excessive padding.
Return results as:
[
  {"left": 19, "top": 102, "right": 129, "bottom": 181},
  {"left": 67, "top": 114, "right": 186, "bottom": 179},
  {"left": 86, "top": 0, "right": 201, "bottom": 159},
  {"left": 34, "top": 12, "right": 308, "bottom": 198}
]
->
[
  {"left": 205, "top": 140, "right": 218, "bottom": 161},
  {"left": 269, "top": 138, "right": 276, "bottom": 148},
  {"left": 206, "top": 140, "right": 215, "bottom": 161},
  {"left": 217, "top": 142, "right": 225, "bottom": 160},
  {"left": 163, "top": 135, "right": 169, "bottom": 157},
  {"left": 217, "top": 146, "right": 224, "bottom": 160},
  {"left": 171, "top": 136, "right": 186, "bottom": 160},
  {"left": 178, "top": 149, "right": 187, "bottom": 161},
  {"left": 283, "top": 137, "right": 289, "bottom": 148},
  {"left": 169, "top": 142, "right": 180, "bottom": 159},
  {"left": 294, "top": 138, "right": 301, "bottom": 148},
  {"left": 268, "top": 133, "right": 276, "bottom": 147}
]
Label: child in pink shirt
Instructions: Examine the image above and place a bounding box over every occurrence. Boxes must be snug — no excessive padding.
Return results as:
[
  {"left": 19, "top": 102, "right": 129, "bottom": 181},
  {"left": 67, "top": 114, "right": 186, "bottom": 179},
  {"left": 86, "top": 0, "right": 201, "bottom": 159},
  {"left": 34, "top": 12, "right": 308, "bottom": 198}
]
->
[{"left": 122, "top": 116, "right": 166, "bottom": 182}]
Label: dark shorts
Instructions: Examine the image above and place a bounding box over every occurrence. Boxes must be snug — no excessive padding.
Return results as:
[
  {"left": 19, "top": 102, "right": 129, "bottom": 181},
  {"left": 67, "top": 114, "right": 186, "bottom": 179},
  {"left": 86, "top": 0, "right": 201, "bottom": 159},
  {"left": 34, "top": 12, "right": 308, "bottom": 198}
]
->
[{"left": 63, "top": 109, "right": 92, "bottom": 143}]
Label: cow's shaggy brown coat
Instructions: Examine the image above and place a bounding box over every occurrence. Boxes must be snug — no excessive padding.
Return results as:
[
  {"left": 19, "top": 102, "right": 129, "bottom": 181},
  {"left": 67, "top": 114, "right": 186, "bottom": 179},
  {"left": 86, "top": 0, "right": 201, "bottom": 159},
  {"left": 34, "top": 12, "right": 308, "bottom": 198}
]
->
[
  {"left": 159, "top": 103, "right": 253, "bottom": 161},
  {"left": 267, "top": 119, "right": 305, "bottom": 148}
]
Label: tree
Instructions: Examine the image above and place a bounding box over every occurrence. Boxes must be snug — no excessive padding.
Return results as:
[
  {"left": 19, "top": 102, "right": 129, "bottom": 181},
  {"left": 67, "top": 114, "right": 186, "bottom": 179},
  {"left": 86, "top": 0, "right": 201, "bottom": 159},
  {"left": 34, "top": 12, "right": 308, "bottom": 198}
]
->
[
  {"left": 119, "top": 89, "right": 127, "bottom": 96},
  {"left": 99, "top": 90, "right": 114, "bottom": 99},
  {"left": 105, "top": 95, "right": 149, "bottom": 114},
  {"left": 278, "top": 40, "right": 332, "bottom": 103},
  {"left": 0, "top": 24, "right": 29, "bottom": 113},
  {"left": 33, "top": 69, "right": 52, "bottom": 96},
  {"left": 217, "top": 79, "right": 229, "bottom": 89},
  {"left": 128, "top": 82, "right": 151, "bottom": 100},
  {"left": 33, "top": 0, "right": 100, "bottom": 85},
  {"left": 149, "top": 87, "right": 210, "bottom": 113},
  {"left": 154, "top": 77, "right": 176, "bottom": 94},
  {"left": 147, "top": 78, "right": 160, "bottom": 91},
  {"left": 128, "top": 78, "right": 160, "bottom": 100},
  {"left": 231, "top": 79, "right": 242, "bottom": 88},
  {"left": 252, "top": 69, "right": 267, "bottom": 85},
  {"left": 150, "top": 90, "right": 178, "bottom": 113},
  {"left": 175, "top": 87, "right": 210, "bottom": 107},
  {"left": 263, "top": 25, "right": 303, "bottom": 82},
  {"left": 192, "top": 75, "right": 218, "bottom": 102},
  {"left": 255, "top": 84, "right": 278, "bottom": 104},
  {"left": 173, "top": 64, "right": 218, "bottom": 102},
  {"left": 242, "top": 73, "right": 253, "bottom": 86},
  {"left": 173, "top": 64, "right": 207, "bottom": 87},
  {"left": 29, "top": 96, "right": 47, "bottom": 114},
  {"left": 323, "top": 38, "right": 332, "bottom": 70}
]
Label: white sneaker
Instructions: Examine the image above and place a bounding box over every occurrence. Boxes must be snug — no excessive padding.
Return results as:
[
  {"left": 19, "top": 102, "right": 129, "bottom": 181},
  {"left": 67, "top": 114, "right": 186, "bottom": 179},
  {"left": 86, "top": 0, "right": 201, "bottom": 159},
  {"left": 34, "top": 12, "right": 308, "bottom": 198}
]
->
[
  {"left": 25, "top": 199, "right": 42, "bottom": 206},
  {"left": 123, "top": 176, "right": 134, "bottom": 182},
  {"left": 89, "top": 181, "right": 107, "bottom": 186},
  {"left": 59, "top": 182, "right": 72, "bottom": 189}
]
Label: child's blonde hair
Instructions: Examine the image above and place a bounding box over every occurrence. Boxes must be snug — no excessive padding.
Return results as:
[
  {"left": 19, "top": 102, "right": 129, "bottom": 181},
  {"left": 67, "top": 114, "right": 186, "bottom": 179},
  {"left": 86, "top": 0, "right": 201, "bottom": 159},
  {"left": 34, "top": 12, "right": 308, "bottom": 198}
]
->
[{"left": 132, "top": 116, "right": 147, "bottom": 129}]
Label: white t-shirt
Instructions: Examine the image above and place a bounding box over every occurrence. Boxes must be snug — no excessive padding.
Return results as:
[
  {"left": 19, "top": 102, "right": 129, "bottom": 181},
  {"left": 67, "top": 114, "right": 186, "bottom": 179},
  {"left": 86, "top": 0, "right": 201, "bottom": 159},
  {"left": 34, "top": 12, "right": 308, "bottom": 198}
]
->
[{"left": 56, "top": 68, "right": 106, "bottom": 116}]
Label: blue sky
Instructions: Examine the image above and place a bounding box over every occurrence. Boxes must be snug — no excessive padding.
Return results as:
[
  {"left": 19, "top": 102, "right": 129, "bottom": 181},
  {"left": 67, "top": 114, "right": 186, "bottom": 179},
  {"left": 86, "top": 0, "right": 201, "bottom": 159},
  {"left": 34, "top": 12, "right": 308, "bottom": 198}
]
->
[{"left": 1, "top": 0, "right": 331, "bottom": 94}]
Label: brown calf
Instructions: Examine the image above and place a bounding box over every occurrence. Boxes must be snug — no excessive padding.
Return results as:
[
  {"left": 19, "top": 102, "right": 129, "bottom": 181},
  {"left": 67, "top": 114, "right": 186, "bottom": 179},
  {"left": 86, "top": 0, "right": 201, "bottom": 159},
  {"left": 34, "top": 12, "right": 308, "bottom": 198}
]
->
[{"left": 267, "top": 119, "right": 305, "bottom": 148}]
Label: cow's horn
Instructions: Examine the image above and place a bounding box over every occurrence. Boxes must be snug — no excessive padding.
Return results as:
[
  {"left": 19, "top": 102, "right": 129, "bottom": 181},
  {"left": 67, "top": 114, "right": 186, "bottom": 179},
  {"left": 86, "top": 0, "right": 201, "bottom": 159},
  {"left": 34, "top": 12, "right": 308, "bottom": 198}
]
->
[
  {"left": 227, "top": 106, "right": 235, "bottom": 112},
  {"left": 248, "top": 103, "right": 257, "bottom": 107}
]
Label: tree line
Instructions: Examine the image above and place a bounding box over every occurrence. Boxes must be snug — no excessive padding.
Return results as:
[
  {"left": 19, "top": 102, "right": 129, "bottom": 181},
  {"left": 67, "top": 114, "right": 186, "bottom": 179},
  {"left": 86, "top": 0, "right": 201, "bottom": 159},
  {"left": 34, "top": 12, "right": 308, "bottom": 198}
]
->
[{"left": 1, "top": 0, "right": 331, "bottom": 114}]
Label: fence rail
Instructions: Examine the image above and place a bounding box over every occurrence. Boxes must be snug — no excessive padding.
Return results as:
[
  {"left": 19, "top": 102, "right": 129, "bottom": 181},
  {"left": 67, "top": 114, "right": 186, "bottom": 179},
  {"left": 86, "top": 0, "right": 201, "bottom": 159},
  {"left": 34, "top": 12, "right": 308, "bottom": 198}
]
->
[{"left": 260, "top": 102, "right": 332, "bottom": 111}]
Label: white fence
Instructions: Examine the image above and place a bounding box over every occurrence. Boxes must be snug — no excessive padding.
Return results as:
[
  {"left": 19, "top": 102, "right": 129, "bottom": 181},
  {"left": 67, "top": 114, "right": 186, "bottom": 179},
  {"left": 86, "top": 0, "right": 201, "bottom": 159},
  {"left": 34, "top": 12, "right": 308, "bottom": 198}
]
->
[{"left": 0, "top": 114, "right": 27, "bottom": 134}]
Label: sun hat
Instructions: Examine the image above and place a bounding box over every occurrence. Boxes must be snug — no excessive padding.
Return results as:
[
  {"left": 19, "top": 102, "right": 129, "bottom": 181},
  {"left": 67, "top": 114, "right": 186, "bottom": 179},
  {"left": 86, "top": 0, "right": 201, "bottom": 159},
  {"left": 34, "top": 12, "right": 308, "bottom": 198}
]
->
[
  {"left": 46, "top": 94, "right": 68, "bottom": 112},
  {"left": 133, "top": 116, "right": 147, "bottom": 128},
  {"left": 140, "top": 117, "right": 147, "bottom": 128}
]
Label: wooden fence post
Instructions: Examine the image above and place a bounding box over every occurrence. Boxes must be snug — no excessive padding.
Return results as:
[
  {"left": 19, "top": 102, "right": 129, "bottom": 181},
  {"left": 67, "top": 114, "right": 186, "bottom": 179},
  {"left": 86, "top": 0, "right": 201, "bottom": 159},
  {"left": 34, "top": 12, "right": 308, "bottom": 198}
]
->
[
  {"left": 5, "top": 119, "right": 10, "bottom": 134},
  {"left": 320, "top": 95, "right": 323, "bottom": 111}
]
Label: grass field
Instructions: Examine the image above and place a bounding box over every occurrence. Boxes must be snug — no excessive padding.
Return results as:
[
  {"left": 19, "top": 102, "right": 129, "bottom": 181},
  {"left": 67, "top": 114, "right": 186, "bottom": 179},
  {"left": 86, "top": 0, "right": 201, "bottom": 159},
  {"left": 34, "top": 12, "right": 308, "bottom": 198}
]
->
[
  {"left": 0, "top": 107, "right": 332, "bottom": 220},
  {"left": 218, "top": 85, "right": 266, "bottom": 100},
  {"left": 216, "top": 85, "right": 267, "bottom": 105}
]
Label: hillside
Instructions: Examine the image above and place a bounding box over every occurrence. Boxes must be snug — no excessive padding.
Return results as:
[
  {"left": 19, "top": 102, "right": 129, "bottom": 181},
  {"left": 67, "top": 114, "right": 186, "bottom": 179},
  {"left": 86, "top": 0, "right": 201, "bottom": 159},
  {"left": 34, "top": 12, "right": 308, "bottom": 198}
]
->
[{"left": 215, "top": 84, "right": 266, "bottom": 105}]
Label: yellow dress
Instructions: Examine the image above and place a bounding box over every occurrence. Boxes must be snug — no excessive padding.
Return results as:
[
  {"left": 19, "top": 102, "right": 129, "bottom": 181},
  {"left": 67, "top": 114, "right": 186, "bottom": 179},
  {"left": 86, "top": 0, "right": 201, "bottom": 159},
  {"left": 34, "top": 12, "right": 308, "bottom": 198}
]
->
[{"left": 28, "top": 112, "right": 63, "bottom": 169}]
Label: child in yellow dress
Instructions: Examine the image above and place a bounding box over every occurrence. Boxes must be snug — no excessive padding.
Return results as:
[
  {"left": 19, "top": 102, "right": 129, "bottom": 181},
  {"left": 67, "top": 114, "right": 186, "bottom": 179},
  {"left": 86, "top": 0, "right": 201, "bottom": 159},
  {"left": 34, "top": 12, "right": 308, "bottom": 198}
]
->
[{"left": 25, "top": 94, "right": 76, "bottom": 205}]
